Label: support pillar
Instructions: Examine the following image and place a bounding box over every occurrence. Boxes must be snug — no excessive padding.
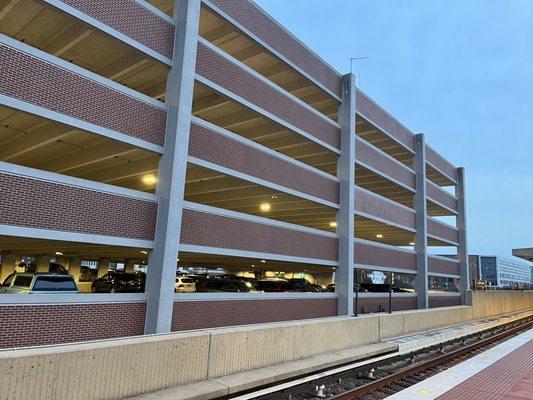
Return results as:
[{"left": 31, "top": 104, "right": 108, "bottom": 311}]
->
[
  {"left": 145, "top": 0, "right": 201, "bottom": 334},
  {"left": 68, "top": 258, "right": 82, "bottom": 282},
  {"left": 414, "top": 133, "right": 429, "bottom": 309},
  {"left": 36, "top": 256, "right": 51, "bottom": 273},
  {"left": 0, "top": 253, "right": 17, "bottom": 283},
  {"left": 336, "top": 73, "right": 356, "bottom": 316},
  {"left": 456, "top": 167, "right": 470, "bottom": 303},
  {"left": 97, "top": 258, "right": 109, "bottom": 278}
]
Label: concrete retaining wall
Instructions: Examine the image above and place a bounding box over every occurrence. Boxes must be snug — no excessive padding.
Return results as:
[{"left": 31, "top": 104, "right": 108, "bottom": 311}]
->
[
  {"left": 206, "top": 315, "right": 379, "bottom": 378},
  {"left": 0, "top": 331, "right": 210, "bottom": 400},
  {"left": 379, "top": 305, "right": 474, "bottom": 339},
  {"left": 469, "top": 290, "right": 533, "bottom": 319}
]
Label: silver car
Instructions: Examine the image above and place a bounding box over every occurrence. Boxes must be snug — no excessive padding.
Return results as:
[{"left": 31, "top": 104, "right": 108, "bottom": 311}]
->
[{"left": 0, "top": 273, "right": 78, "bottom": 294}]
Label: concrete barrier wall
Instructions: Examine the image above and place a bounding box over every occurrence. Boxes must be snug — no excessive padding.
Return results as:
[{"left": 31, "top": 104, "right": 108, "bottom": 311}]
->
[
  {"left": 0, "top": 331, "right": 210, "bottom": 400},
  {"left": 469, "top": 290, "right": 533, "bottom": 320},
  {"left": 206, "top": 315, "right": 379, "bottom": 378},
  {"left": 379, "top": 306, "right": 474, "bottom": 339}
]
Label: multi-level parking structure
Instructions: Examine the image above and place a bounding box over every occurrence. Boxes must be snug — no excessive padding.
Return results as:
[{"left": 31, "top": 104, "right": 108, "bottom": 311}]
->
[{"left": 0, "top": 0, "right": 468, "bottom": 348}]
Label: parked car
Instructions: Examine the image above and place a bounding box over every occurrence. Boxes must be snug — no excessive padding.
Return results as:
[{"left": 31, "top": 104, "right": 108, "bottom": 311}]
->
[
  {"left": 196, "top": 279, "right": 256, "bottom": 293},
  {"left": 253, "top": 279, "right": 295, "bottom": 292},
  {"left": 326, "top": 283, "right": 369, "bottom": 293},
  {"left": 0, "top": 273, "right": 78, "bottom": 294},
  {"left": 287, "top": 279, "right": 321, "bottom": 292},
  {"left": 360, "top": 283, "right": 408, "bottom": 293},
  {"left": 16, "top": 261, "right": 68, "bottom": 274},
  {"left": 91, "top": 271, "right": 146, "bottom": 293},
  {"left": 175, "top": 276, "right": 196, "bottom": 293}
]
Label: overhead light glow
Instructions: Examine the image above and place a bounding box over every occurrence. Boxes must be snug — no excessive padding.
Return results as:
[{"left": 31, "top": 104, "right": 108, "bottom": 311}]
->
[
  {"left": 55, "top": 251, "right": 63, "bottom": 256},
  {"left": 140, "top": 250, "right": 148, "bottom": 255},
  {"left": 410, "top": 242, "right": 415, "bottom": 246},
  {"left": 142, "top": 174, "right": 158, "bottom": 185},
  {"left": 260, "top": 260, "right": 266, "bottom": 263},
  {"left": 376, "top": 234, "right": 383, "bottom": 238},
  {"left": 260, "top": 202, "right": 271, "bottom": 212},
  {"left": 329, "top": 221, "right": 338, "bottom": 228}
]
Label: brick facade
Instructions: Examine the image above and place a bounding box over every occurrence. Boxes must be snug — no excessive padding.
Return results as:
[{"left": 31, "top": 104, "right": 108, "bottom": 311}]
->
[
  {"left": 0, "top": 302, "right": 146, "bottom": 349},
  {"left": 0, "top": 173, "right": 157, "bottom": 240},
  {"left": 207, "top": 0, "right": 342, "bottom": 97},
  {"left": 0, "top": 44, "right": 167, "bottom": 146},
  {"left": 171, "top": 297, "right": 338, "bottom": 331},
  {"left": 195, "top": 42, "right": 341, "bottom": 149},
  {"left": 180, "top": 208, "right": 339, "bottom": 261},
  {"left": 60, "top": 0, "right": 175, "bottom": 58}
]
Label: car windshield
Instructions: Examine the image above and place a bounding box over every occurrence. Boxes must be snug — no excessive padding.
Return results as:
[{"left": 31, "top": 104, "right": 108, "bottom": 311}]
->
[{"left": 32, "top": 276, "right": 77, "bottom": 291}]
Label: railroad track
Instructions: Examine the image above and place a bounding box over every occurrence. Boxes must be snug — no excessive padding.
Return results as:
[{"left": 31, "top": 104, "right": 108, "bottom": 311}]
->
[{"left": 226, "top": 314, "right": 533, "bottom": 400}]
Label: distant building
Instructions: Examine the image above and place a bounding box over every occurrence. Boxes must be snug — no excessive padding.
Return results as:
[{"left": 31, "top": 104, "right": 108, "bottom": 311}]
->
[{"left": 470, "top": 255, "right": 531, "bottom": 289}]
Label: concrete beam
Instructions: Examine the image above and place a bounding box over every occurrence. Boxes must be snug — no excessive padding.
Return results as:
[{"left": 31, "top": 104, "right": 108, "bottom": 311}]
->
[
  {"left": 456, "top": 167, "right": 470, "bottom": 302},
  {"left": 414, "top": 133, "right": 428, "bottom": 308},
  {"left": 145, "top": 0, "right": 201, "bottom": 334},
  {"left": 336, "top": 73, "right": 356, "bottom": 316}
]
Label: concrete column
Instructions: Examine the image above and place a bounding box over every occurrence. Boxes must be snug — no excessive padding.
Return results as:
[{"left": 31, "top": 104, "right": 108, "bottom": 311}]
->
[
  {"left": 414, "top": 133, "right": 429, "bottom": 309},
  {"left": 0, "top": 253, "right": 17, "bottom": 283},
  {"left": 97, "top": 258, "right": 109, "bottom": 278},
  {"left": 68, "top": 259, "right": 82, "bottom": 282},
  {"left": 36, "top": 256, "right": 51, "bottom": 273},
  {"left": 335, "top": 73, "right": 356, "bottom": 316},
  {"left": 456, "top": 167, "right": 470, "bottom": 303},
  {"left": 145, "top": 0, "right": 201, "bottom": 334}
]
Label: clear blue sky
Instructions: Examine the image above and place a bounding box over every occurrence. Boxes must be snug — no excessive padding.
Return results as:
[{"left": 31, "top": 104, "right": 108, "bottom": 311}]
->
[{"left": 255, "top": 0, "right": 533, "bottom": 258}]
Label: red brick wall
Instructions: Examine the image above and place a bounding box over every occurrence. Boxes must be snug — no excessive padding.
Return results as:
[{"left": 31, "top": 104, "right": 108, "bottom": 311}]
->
[
  {"left": 356, "top": 91, "right": 415, "bottom": 152},
  {"left": 181, "top": 209, "right": 339, "bottom": 261},
  {"left": 0, "top": 302, "right": 146, "bottom": 349},
  {"left": 171, "top": 298, "right": 338, "bottom": 331},
  {"left": 196, "top": 42, "right": 341, "bottom": 149},
  {"left": 0, "top": 173, "right": 157, "bottom": 240},
  {"left": 428, "top": 219, "right": 459, "bottom": 245},
  {"left": 0, "top": 44, "right": 166, "bottom": 146},
  {"left": 189, "top": 121, "right": 339, "bottom": 203},
  {"left": 429, "top": 295, "right": 462, "bottom": 308},
  {"left": 59, "top": 0, "right": 175, "bottom": 58},
  {"left": 207, "top": 0, "right": 342, "bottom": 97},
  {"left": 428, "top": 256, "right": 461, "bottom": 276}
]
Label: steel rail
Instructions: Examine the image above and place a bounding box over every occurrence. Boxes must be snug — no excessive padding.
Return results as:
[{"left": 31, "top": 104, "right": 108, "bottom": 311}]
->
[{"left": 330, "top": 319, "right": 533, "bottom": 399}]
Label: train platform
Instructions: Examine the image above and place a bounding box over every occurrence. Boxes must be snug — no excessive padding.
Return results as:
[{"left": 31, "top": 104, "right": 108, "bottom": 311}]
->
[{"left": 387, "top": 328, "right": 533, "bottom": 399}]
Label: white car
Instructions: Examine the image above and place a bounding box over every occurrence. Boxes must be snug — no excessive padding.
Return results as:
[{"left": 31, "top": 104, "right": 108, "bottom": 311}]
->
[{"left": 175, "top": 276, "right": 196, "bottom": 293}]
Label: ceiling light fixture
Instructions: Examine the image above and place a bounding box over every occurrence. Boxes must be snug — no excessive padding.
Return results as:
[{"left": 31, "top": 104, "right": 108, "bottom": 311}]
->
[
  {"left": 376, "top": 234, "right": 383, "bottom": 238},
  {"left": 55, "top": 251, "right": 63, "bottom": 256},
  {"left": 142, "top": 174, "right": 158, "bottom": 185},
  {"left": 140, "top": 250, "right": 148, "bottom": 255},
  {"left": 329, "top": 221, "right": 337, "bottom": 228},
  {"left": 260, "top": 202, "right": 271, "bottom": 212}
]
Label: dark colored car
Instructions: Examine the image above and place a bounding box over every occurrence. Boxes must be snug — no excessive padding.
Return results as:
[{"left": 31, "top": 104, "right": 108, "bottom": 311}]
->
[
  {"left": 253, "top": 279, "right": 295, "bottom": 292},
  {"left": 91, "top": 271, "right": 146, "bottom": 293},
  {"left": 196, "top": 279, "right": 256, "bottom": 293},
  {"left": 326, "top": 283, "right": 369, "bottom": 293},
  {"left": 360, "top": 283, "right": 408, "bottom": 293},
  {"left": 287, "top": 279, "right": 321, "bottom": 292}
]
